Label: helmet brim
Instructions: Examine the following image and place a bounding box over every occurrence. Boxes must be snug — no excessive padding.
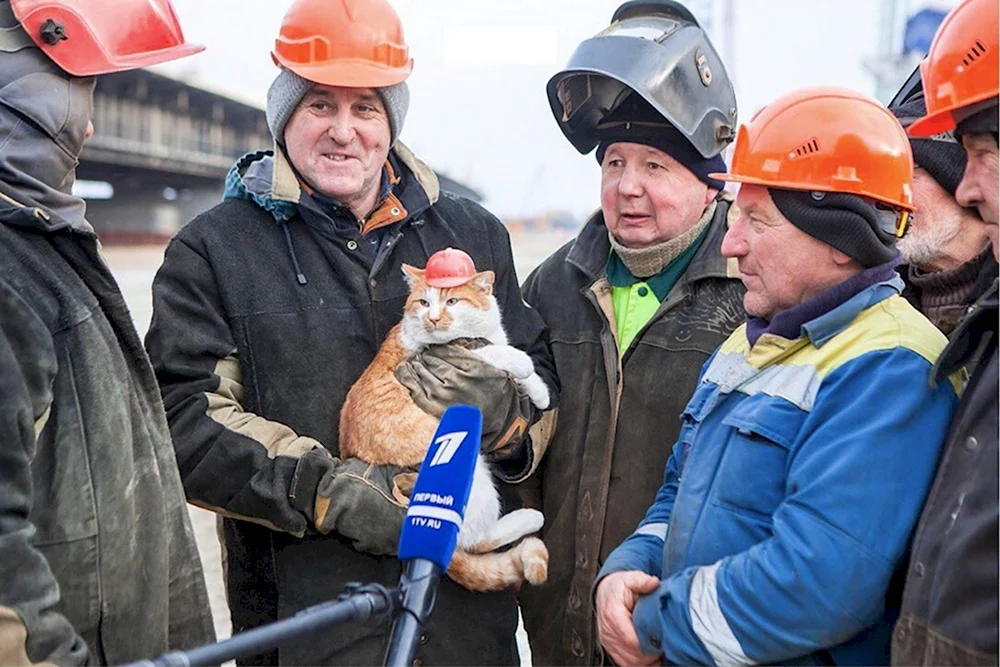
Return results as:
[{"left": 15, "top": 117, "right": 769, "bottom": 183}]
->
[
  {"left": 907, "top": 108, "right": 958, "bottom": 137},
  {"left": 908, "top": 89, "right": 999, "bottom": 137},
  {"left": 709, "top": 172, "right": 915, "bottom": 211},
  {"left": 47, "top": 41, "right": 205, "bottom": 77},
  {"left": 272, "top": 52, "right": 412, "bottom": 89},
  {"left": 425, "top": 276, "right": 476, "bottom": 289}
]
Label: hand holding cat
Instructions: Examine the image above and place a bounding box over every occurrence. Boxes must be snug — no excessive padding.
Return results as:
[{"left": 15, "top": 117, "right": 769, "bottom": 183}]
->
[
  {"left": 474, "top": 345, "right": 551, "bottom": 410},
  {"left": 395, "top": 343, "right": 537, "bottom": 460}
]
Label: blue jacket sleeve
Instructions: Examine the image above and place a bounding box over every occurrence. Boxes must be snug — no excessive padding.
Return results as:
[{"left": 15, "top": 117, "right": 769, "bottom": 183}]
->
[{"left": 630, "top": 348, "right": 959, "bottom": 664}]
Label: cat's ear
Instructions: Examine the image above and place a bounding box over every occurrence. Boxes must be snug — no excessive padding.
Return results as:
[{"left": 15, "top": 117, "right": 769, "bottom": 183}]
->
[
  {"left": 470, "top": 270, "right": 495, "bottom": 294},
  {"left": 401, "top": 264, "right": 425, "bottom": 287}
]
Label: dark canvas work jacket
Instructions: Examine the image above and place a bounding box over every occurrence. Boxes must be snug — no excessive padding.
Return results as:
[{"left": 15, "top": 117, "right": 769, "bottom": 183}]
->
[
  {"left": 144, "top": 143, "right": 556, "bottom": 666},
  {"left": 519, "top": 200, "right": 746, "bottom": 665},
  {"left": 893, "top": 277, "right": 999, "bottom": 666},
  {"left": 0, "top": 183, "right": 215, "bottom": 665}
]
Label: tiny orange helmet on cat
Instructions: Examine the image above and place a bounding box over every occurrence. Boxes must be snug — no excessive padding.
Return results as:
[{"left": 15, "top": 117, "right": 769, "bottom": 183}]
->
[{"left": 425, "top": 248, "right": 477, "bottom": 288}]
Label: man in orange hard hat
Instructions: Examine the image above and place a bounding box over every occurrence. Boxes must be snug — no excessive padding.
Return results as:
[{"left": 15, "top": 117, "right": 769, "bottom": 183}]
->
[
  {"left": 893, "top": 0, "right": 999, "bottom": 663},
  {"left": 0, "top": 0, "right": 215, "bottom": 664},
  {"left": 595, "top": 87, "right": 959, "bottom": 665},
  {"left": 144, "top": 0, "right": 555, "bottom": 664}
]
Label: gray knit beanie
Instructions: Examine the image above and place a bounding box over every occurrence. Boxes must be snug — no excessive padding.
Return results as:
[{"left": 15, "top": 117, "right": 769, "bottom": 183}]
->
[{"left": 265, "top": 68, "right": 410, "bottom": 146}]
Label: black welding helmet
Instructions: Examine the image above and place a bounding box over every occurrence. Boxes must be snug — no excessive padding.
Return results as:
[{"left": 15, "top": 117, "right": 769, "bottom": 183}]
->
[{"left": 547, "top": 0, "right": 737, "bottom": 159}]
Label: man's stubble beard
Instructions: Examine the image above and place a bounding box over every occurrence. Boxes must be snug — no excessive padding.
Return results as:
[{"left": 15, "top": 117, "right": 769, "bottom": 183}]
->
[{"left": 896, "top": 212, "right": 963, "bottom": 268}]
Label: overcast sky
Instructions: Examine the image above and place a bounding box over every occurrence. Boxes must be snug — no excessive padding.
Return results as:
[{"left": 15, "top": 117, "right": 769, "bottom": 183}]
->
[{"left": 154, "top": 0, "right": 957, "bottom": 221}]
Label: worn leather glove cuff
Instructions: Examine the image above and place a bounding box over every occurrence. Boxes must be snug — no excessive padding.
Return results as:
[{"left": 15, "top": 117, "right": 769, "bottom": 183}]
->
[
  {"left": 289, "top": 448, "right": 336, "bottom": 523},
  {"left": 487, "top": 439, "right": 534, "bottom": 483}
]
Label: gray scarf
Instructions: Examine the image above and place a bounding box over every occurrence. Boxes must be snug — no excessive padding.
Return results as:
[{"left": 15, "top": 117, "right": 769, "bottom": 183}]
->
[
  {"left": 609, "top": 200, "right": 716, "bottom": 278},
  {"left": 0, "top": 1, "right": 95, "bottom": 233}
]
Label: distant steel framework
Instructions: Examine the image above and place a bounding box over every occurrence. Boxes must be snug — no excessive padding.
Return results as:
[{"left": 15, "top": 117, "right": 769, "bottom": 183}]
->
[{"left": 84, "top": 69, "right": 271, "bottom": 179}]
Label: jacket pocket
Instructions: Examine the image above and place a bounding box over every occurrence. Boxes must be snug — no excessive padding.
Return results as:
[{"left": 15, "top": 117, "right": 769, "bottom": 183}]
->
[
  {"left": 29, "top": 348, "right": 99, "bottom": 546},
  {"left": 36, "top": 537, "right": 100, "bottom": 644},
  {"left": 677, "top": 381, "right": 718, "bottom": 468},
  {"left": 712, "top": 394, "right": 805, "bottom": 519}
]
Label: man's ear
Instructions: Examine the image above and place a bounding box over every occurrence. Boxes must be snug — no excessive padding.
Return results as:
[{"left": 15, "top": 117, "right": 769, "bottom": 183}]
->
[
  {"left": 830, "top": 247, "right": 859, "bottom": 268},
  {"left": 401, "top": 264, "right": 425, "bottom": 287}
]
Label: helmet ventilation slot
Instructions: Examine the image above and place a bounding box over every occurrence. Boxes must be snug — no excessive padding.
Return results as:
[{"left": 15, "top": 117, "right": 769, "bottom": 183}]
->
[
  {"left": 963, "top": 40, "right": 988, "bottom": 68},
  {"left": 792, "top": 138, "right": 820, "bottom": 157}
]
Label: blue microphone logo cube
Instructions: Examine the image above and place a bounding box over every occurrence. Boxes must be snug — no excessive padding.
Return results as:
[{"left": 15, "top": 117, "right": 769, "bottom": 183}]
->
[{"left": 398, "top": 405, "right": 482, "bottom": 570}]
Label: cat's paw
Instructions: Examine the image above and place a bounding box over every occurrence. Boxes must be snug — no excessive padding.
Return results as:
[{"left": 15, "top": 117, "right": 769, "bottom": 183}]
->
[
  {"left": 486, "top": 508, "right": 544, "bottom": 549},
  {"left": 518, "top": 373, "right": 551, "bottom": 410},
  {"left": 519, "top": 537, "right": 549, "bottom": 586},
  {"left": 506, "top": 508, "right": 544, "bottom": 535},
  {"left": 476, "top": 344, "right": 534, "bottom": 379}
]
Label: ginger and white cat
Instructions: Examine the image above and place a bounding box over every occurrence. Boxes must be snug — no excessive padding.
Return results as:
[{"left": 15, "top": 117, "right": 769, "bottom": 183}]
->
[{"left": 338, "top": 262, "right": 549, "bottom": 592}]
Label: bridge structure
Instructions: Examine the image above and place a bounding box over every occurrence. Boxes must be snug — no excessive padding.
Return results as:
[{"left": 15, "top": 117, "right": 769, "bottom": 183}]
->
[{"left": 78, "top": 69, "right": 482, "bottom": 243}]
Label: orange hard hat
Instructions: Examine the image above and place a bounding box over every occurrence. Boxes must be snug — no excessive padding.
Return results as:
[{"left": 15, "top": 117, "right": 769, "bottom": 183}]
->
[
  {"left": 908, "top": 0, "right": 998, "bottom": 137},
  {"left": 8, "top": 0, "right": 203, "bottom": 77},
  {"left": 272, "top": 0, "right": 413, "bottom": 88},
  {"left": 710, "top": 86, "right": 914, "bottom": 212},
  {"left": 424, "top": 248, "right": 477, "bottom": 288}
]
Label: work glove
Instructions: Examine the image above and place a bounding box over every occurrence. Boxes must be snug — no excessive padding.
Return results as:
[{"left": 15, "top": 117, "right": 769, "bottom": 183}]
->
[
  {"left": 293, "top": 452, "right": 414, "bottom": 555},
  {"left": 395, "top": 340, "right": 536, "bottom": 478}
]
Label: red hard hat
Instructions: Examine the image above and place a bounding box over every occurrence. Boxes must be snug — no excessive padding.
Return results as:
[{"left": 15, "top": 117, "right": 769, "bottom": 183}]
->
[
  {"left": 272, "top": 0, "right": 413, "bottom": 88},
  {"left": 424, "top": 248, "right": 477, "bottom": 288},
  {"left": 9, "top": 0, "right": 203, "bottom": 77}
]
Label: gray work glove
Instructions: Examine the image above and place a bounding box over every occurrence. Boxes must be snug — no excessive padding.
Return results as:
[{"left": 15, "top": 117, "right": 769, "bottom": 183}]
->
[
  {"left": 299, "top": 454, "right": 414, "bottom": 555},
  {"left": 394, "top": 340, "right": 536, "bottom": 473}
]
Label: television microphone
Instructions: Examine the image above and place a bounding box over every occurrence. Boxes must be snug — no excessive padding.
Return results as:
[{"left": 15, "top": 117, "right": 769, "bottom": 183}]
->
[{"left": 383, "top": 404, "right": 481, "bottom": 667}]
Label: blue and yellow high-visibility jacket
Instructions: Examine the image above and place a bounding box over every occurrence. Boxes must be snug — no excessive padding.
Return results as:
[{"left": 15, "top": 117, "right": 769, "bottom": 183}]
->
[{"left": 598, "top": 278, "right": 961, "bottom": 666}]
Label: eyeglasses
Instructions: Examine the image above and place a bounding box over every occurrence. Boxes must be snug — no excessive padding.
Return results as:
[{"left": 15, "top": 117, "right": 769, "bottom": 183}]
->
[{"left": 874, "top": 204, "right": 911, "bottom": 239}]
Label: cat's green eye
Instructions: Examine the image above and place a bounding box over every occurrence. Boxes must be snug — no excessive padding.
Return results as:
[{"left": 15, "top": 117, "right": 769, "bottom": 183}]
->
[
  {"left": 446, "top": 298, "right": 459, "bottom": 306},
  {"left": 418, "top": 299, "right": 430, "bottom": 307}
]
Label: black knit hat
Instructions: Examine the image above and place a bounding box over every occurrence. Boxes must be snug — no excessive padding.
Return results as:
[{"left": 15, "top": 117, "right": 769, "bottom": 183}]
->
[
  {"left": 769, "top": 188, "right": 899, "bottom": 267},
  {"left": 890, "top": 98, "right": 968, "bottom": 195},
  {"left": 955, "top": 100, "right": 1000, "bottom": 138},
  {"left": 596, "top": 93, "right": 727, "bottom": 190}
]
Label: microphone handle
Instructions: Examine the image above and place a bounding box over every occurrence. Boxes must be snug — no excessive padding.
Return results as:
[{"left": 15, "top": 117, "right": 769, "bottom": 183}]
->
[
  {"left": 122, "top": 583, "right": 396, "bottom": 667},
  {"left": 384, "top": 560, "right": 442, "bottom": 667}
]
